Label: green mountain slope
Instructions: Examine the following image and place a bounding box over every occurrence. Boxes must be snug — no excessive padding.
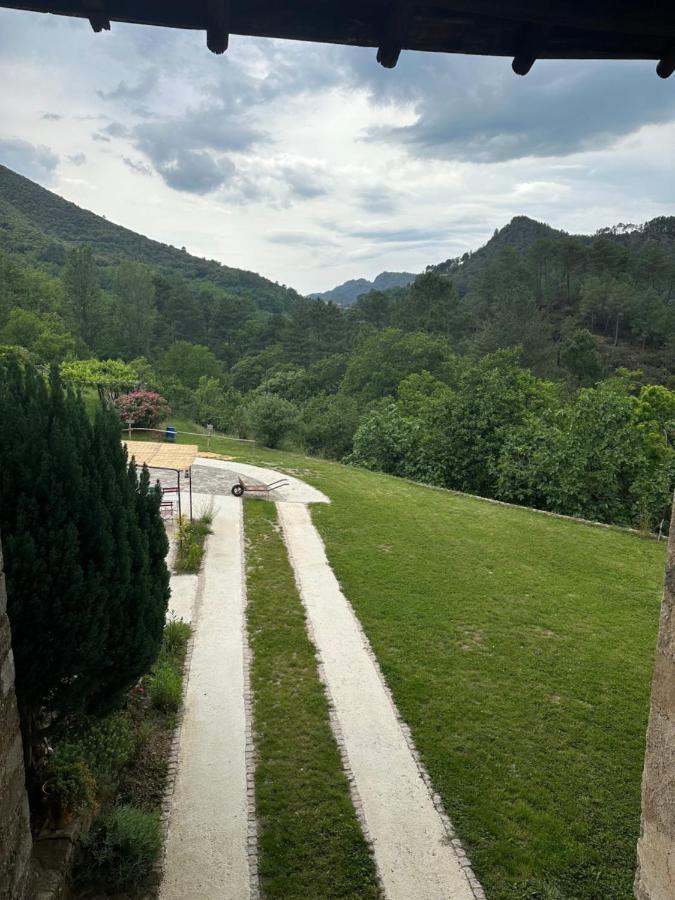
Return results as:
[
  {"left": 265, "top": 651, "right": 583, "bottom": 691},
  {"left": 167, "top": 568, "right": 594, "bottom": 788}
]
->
[{"left": 0, "top": 164, "right": 296, "bottom": 311}]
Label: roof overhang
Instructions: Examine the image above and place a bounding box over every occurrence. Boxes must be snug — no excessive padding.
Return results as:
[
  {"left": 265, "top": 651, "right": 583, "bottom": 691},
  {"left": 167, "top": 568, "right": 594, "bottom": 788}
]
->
[{"left": 2, "top": 2, "right": 674, "bottom": 76}]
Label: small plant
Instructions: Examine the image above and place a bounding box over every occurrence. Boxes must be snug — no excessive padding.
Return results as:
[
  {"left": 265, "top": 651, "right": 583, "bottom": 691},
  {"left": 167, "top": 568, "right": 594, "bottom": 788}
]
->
[
  {"left": 42, "top": 746, "right": 97, "bottom": 821},
  {"left": 76, "top": 712, "right": 136, "bottom": 795},
  {"left": 148, "top": 661, "right": 182, "bottom": 713},
  {"left": 162, "top": 618, "right": 191, "bottom": 661},
  {"left": 174, "top": 513, "right": 212, "bottom": 574},
  {"left": 81, "top": 805, "right": 162, "bottom": 890}
]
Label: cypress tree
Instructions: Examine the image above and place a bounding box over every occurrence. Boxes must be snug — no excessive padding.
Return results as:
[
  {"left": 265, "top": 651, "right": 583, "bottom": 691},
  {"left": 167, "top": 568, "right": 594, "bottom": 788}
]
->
[{"left": 0, "top": 358, "right": 169, "bottom": 773}]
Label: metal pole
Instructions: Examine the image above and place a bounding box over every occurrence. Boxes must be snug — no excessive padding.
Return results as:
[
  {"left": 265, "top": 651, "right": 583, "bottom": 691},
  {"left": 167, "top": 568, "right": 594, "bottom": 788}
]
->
[
  {"left": 188, "top": 468, "right": 193, "bottom": 522},
  {"left": 177, "top": 469, "right": 182, "bottom": 521}
]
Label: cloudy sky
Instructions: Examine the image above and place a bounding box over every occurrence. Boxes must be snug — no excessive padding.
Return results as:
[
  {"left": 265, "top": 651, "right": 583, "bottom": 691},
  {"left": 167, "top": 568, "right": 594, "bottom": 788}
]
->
[{"left": 1, "top": 9, "right": 674, "bottom": 294}]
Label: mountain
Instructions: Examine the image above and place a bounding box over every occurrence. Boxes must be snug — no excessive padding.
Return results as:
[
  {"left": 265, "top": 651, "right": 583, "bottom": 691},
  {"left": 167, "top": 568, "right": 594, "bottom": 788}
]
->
[
  {"left": 0, "top": 164, "right": 297, "bottom": 312},
  {"left": 310, "top": 271, "right": 417, "bottom": 306}
]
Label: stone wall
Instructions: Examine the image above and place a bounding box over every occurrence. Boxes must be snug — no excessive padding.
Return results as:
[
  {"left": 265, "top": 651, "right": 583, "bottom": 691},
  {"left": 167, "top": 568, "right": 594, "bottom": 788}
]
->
[
  {"left": 636, "top": 499, "right": 675, "bottom": 899},
  {"left": 0, "top": 541, "right": 32, "bottom": 900}
]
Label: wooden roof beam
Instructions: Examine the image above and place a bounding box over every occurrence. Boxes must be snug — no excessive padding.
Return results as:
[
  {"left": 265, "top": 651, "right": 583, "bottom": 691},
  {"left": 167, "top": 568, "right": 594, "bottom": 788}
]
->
[
  {"left": 83, "top": 0, "right": 109, "bottom": 33},
  {"left": 207, "top": 0, "right": 230, "bottom": 55},
  {"left": 657, "top": 45, "right": 675, "bottom": 78},
  {"left": 377, "top": 0, "right": 412, "bottom": 69}
]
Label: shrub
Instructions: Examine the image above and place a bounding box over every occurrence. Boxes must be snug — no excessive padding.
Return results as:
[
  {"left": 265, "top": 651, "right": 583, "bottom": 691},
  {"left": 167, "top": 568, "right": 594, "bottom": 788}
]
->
[
  {"left": 76, "top": 712, "right": 136, "bottom": 793},
  {"left": 114, "top": 390, "right": 171, "bottom": 428},
  {"left": 148, "top": 662, "right": 182, "bottom": 713},
  {"left": 42, "top": 746, "right": 97, "bottom": 820},
  {"left": 246, "top": 392, "right": 299, "bottom": 448},
  {"left": 82, "top": 805, "right": 162, "bottom": 889}
]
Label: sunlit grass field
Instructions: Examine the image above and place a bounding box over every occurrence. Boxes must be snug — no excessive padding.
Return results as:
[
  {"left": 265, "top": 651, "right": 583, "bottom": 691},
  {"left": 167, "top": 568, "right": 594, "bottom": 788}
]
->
[{"left": 146, "top": 420, "right": 666, "bottom": 898}]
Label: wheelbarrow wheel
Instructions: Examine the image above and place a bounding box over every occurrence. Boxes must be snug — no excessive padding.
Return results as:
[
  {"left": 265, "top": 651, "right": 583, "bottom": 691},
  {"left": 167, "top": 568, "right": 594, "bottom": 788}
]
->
[{"left": 231, "top": 483, "right": 244, "bottom": 497}]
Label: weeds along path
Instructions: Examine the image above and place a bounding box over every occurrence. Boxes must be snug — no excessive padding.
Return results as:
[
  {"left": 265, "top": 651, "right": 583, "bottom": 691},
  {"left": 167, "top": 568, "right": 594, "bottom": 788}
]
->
[
  {"left": 277, "top": 501, "right": 483, "bottom": 900},
  {"left": 160, "top": 494, "right": 253, "bottom": 900}
]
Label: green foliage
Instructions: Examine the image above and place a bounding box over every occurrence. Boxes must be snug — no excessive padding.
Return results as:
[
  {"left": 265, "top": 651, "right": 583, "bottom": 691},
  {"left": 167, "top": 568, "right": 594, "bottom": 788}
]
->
[
  {"left": 82, "top": 805, "right": 162, "bottom": 890},
  {"left": 42, "top": 747, "right": 97, "bottom": 819},
  {"left": 162, "top": 619, "right": 192, "bottom": 660},
  {"left": 0, "top": 362, "right": 169, "bottom": 770},
  {"left": 72, "top": 712, "right": 136, "bottom": 792},
  {"left": 174, "top": 514, "right": 212, "bottom": 574},
  {"left": 60, "top": 357, "right": 139, "bottom": 404},
  {"left": 157, "top": 340, "right": 224, "bottom": 390},
  {"left": 148, "top": 662, "right": 183, "bottom": 713},
  {"left": 301, "top": 393, "right": 360, "bottom": 459},
  {"left": 246, "top": 392, "right": 300, "bottom": 448}
]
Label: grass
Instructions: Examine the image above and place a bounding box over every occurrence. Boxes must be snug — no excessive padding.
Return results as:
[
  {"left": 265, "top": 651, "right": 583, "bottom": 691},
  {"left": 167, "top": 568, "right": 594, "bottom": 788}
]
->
[
  {"left": 245, "top": 501, "right": 379, "bottom": 900},
  {"left": 138, "top": 422, "right": 667, "bottom": 898}
]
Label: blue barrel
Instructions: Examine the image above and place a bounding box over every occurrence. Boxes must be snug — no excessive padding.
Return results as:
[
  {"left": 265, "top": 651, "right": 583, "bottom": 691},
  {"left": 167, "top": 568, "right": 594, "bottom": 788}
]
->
[{"left": 165, "top": 425, "right": 177, "bottom": 443}]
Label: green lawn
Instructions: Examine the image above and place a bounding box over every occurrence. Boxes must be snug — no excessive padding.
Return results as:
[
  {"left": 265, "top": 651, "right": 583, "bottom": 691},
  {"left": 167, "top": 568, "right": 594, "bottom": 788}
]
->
[
  {"left": 245, "top": 501, "right": 379, "bottom": 899},
  {"left": 154, "top": 423, "right": 666, "bottom": 898}
]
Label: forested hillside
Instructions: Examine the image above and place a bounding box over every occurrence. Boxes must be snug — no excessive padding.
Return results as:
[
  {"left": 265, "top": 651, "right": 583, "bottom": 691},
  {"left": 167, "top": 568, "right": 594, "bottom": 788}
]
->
[
  {"left": 1, "top": 165, "right": 673, "bottom": 532},
  {"left": 0, "top": 164, "right": 296, "bottom": 312}
]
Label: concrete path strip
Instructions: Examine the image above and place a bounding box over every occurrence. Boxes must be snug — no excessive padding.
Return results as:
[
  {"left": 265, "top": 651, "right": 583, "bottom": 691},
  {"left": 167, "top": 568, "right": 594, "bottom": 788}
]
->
[
  {"left": 160, "top": 495, "right": 252, "bottom": 900},
  {"left": 276, "top": 502, "right": 483, "bottom": 900}
]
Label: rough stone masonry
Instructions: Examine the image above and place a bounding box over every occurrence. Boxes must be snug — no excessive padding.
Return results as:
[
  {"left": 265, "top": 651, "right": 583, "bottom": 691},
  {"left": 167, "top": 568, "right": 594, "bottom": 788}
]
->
[
  {"left": 636, "top": 499, "right": 675, "bottom": 900},
  {"left": 0, "top": 540, "right": 32, "bottom": 900}
]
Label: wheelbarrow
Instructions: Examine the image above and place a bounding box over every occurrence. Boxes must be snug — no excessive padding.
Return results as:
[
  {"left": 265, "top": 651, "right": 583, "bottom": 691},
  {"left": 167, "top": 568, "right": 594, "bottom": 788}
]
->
[{"left": 231, "top": 475, "right": 289, "bottom": 497}]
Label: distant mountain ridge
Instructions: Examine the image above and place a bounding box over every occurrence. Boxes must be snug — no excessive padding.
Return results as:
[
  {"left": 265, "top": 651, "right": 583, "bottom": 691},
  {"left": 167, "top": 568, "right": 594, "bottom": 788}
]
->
[
  {"left": 310, "top": 271, "right": 417, "bottom": 306},
  {"left": 0, "top": 164, "right": 297, "bottom": 312}
]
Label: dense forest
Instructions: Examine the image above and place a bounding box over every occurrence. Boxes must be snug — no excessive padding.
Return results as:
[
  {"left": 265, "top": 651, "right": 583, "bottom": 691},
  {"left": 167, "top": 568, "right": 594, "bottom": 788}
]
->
[{"left": 1, "top": 165, "right": 673, "bottom": 531}]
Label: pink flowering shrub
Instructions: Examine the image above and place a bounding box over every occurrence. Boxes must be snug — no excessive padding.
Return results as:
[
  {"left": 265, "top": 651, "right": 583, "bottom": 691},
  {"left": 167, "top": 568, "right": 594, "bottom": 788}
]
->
[{"left": 114, "top": 391, "right": 171, "bottom": 429}]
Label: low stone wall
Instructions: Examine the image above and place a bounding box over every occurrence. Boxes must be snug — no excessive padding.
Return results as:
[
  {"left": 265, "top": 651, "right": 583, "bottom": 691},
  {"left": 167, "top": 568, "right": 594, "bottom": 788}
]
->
[
  {"left": 0, "top": 542, "right": 32, "bottom": 900},
  {"left": 636, "top": 498, "right": 675, "bottom": 899}
]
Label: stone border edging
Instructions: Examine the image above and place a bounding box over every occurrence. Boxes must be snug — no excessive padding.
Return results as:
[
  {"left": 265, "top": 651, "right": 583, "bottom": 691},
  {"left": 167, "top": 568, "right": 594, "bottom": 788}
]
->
[{"left": 240, "top": 508, "right": 261, "bottom": 900}]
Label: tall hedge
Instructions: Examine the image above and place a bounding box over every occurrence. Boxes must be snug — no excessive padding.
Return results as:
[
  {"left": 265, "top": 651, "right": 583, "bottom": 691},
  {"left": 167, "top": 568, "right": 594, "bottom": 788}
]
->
[{"left": 0, "top": 359, "right": 169, "bottom": 767}]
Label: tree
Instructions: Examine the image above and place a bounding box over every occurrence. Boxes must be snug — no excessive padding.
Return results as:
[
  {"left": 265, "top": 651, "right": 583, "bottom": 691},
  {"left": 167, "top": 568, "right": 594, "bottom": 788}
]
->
[
  {"left": 62, "top": 246, "right": 103, "bottom": 349},
  {"left": 246, "top": 392, "right": 299, "bottom": 448},
  {"left": 110, "top": 262, "right": 157, "bottom": 359},
  {"left": 157, "top": 341, "right": 224, "bottom": 390},
  {"left": 301, "top": 393, "right": 361, "bottom": 459},
  {"left": 0, "top": 309, "right": 80, "bottom": 363},
  {"left": 0, "top": 361, "right": 169, "bottom": 779}
]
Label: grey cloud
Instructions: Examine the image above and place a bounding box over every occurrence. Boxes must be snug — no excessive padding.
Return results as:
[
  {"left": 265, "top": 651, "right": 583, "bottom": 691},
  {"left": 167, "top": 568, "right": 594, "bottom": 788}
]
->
[
  {"left": 122, "top": 156, "right": 152, "bottom": 176},
  {"left": 92, "top": 132, "right": 111, "bottom": 143},
  {"left": 0, "top": 138, "right": 58, "bottom": 182},
  {"left": 279, "top": 162, "right": 330, "bottom": 199},
  {"left": 42, "top": 112, "right": 62, "bottom": 120},
  {"left": 97, "top": 68, "right": 158, "bottom": 101},
  {"left": 68, "top": 152, "right": 87, "bottom": 166},
  {"left": 267, "top": 230, "right": 338, "bottom": 248},
  {"left": 158, "top": 150, "right": 235, "bottom": 194},
  {"left": 348, "top": 226, "right": 449, "bottom": 244},
  {"left": 352, "top": 54, "right": 675, "bottom": 162},
  {"left": 129, "top": 104, "right": 266, "bottom": 193},
  {"left": 102, "top": 121, "right": 129, "bottom": 138}
]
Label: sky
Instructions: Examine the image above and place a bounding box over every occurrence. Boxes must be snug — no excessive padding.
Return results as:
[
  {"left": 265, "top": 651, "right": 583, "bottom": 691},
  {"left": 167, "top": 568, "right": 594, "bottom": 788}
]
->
[{"left": 0, "top": 9, "right": 674, "bottom": 295}]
